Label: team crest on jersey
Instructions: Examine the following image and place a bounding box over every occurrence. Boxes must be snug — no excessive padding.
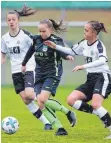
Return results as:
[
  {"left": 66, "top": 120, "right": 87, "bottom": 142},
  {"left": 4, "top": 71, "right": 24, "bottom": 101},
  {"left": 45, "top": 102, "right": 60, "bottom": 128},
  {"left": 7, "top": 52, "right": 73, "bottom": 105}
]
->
[
  {"left": 91, "top": 50, "right": 94, "bottom": 55},
  {"left": 17, "top": 40, "right": 20, "bottom": 44},
  {"left": 42, "top": 45, "right": 48, "bottom": 52}
]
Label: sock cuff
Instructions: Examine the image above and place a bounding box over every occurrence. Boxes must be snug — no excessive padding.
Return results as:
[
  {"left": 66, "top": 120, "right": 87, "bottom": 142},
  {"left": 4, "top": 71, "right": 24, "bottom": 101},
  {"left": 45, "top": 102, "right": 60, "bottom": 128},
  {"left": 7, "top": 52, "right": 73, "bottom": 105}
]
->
[
  {"left": 33, "top": 108, "right": 42, "bottom": 118},
  {"left": 96, "top": 106, "right": 107, "bottom": 118},
  {"left": 73, "top": 100, "right": 82, "bottom": 109}
]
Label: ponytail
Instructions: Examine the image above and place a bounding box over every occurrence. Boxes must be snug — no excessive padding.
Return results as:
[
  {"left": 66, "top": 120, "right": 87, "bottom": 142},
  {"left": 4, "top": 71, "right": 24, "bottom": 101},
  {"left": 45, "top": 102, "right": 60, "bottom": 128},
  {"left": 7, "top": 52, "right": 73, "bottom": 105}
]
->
[
  {"left": 49, "top": 19, "right": 67, "bottom": 33},
  {"left": 100, "top": 23, "right": 107, "bottom": 33},
  {"left": 14, "top": 5, "right": 37, "bottom": 17},
  {"left": 88, "top": 20, "right": 107, "bottom": 34}
]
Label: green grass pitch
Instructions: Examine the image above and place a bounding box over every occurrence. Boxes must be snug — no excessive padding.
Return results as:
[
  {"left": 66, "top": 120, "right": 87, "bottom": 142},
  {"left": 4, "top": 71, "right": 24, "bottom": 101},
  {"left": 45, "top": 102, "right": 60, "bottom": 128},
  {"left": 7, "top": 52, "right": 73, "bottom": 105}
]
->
[{"left": 1, "top": 86, "right": 111, "bottom": 143}]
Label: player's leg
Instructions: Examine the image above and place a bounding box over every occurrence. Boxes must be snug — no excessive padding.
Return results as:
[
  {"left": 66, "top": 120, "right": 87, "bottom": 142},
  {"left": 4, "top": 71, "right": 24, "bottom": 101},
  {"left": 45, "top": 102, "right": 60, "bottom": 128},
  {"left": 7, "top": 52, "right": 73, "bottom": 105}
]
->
[
  {"left": 67, "top": 83, "right": 95, "bottom": 114},
  {"left": 24, "top": 71, "right": 52, "bottom": 130},
  {"left": 92, "top": 94, "right": 111, "bottom": 139},
  {"left": 34, "top": 82, "right": 53, "bottom": 130},
  {"left": 45, "top": 98, "right": 76, "bottom": 127},
  {"left": 91, "top": 73, "right": 111, "bottom": 139},
  {"left": 43, "top": 78, "right": 76, "bottom": 127},
  {"left": 37, "top": 90, "right": 68, "bottom": 135},
  {"left": 12, "top": 72, "right": 52, "bottom": 130},
  {"left": 68, "top": 74, "right": 105, "bottom": 115}
]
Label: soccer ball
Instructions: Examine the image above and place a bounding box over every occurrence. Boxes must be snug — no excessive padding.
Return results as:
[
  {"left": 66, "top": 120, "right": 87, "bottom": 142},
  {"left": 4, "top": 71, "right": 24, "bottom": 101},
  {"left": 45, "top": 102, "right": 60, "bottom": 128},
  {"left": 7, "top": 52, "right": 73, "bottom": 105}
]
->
[{"left": 1, "top": 116, "right": 19, "bottom": 134}]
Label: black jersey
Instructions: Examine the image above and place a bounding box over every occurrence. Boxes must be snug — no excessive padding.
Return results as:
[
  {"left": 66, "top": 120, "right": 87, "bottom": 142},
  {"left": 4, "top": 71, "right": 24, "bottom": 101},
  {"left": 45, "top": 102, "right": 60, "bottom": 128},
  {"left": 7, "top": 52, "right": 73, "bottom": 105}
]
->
[{"left": 22, "top": 34, "right": 68, "bottom": 82}]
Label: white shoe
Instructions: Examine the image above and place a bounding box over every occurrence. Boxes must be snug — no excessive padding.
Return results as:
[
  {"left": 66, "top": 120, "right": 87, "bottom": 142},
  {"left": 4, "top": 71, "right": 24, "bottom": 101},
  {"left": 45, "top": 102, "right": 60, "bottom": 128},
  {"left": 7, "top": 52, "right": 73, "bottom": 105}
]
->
[{"left": 105, "top": 134, "right": 111, "bottom": 139}]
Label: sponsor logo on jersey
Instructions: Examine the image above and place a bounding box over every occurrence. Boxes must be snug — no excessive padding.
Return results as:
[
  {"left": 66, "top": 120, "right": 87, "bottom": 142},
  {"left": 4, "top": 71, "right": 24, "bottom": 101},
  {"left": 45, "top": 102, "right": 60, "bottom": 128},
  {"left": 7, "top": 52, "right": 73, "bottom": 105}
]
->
[
  {"left": 91, "top": 50, "right": 94, "bottom": 55},
  {"left": 17, "top": 40, "right": 20, "bottom": 44}
]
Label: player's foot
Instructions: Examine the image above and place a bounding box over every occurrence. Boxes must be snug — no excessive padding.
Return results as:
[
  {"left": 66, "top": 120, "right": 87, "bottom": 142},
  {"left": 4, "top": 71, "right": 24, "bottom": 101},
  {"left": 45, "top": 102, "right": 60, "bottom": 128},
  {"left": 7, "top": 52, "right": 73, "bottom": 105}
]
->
[
  {"left": 44, "top": 124, "right": 53, "bottom": 130},
  {"left": 55, "top": 128, "right": 68, "bottom": 136},
  {"left": 105, "top": 134, "right": 111, "bottom": 139},
  {"left": 66, "top": 111, "right": 77, "bottom": 127}
]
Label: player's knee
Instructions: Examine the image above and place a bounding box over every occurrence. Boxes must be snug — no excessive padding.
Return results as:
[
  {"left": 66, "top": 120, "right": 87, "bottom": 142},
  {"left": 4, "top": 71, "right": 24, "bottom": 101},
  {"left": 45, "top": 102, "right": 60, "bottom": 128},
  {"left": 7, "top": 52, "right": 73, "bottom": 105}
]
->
[
  {"left": 22, "top": 98, "right": 28, "bottom": 104},
  {"left": 91, "top": 102, "right": 101, "bottom": 109},
  {"left": 38, "top": 95, "right": 46, "bottom": 105},
  {"left": 25, "top": 90, "right": 35, "bottom": 100},
  {"left": 67, "top": 96, "right": 75, "bottom": 106},
  {"left": 37, "top": 95, "right": 47, "bottom": 109},
  {"left": 36, "top": 94, "right": 40, "bottom": 101}
]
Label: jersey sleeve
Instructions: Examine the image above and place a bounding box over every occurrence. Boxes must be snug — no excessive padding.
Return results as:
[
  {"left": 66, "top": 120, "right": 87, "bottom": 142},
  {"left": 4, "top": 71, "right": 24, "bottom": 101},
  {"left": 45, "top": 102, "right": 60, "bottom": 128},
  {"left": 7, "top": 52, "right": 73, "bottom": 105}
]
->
[
  {"left": 71, "top": 39, "right": 84, "bottom": 56},
  {"left": 23, "top": 30, "right": 34, "bottom": 47},
  {"left": 97, "top": 41, "right": 108, "bottom": 62},
  {"left": 27, "top": 35, "right": 33, "bottom": 47},
  {"left": 1, "top": 38, "right": 8, "bottom": 54}
]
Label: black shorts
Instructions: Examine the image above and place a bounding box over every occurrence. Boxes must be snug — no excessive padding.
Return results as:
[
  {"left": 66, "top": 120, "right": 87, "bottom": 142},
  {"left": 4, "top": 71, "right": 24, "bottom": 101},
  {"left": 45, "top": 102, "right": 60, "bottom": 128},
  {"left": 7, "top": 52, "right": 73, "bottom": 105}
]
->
[
  {"left": 34, "top": 78, "right": 60, "bottom": 96},
  {"left": 75, "top": 73, "right": 111, "bottom": 102},
  {"left": 12, "top": 71, "right": 34, "bottom": 94}
]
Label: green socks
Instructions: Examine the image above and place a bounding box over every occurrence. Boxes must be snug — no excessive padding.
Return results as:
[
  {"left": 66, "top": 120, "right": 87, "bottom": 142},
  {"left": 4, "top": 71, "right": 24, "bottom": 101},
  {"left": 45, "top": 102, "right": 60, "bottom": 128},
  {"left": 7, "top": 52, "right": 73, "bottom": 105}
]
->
[
  {"left": 45, "top": 98, "right": 69, "bottom": 114},
  {"left": 42, "top": 107, "right": 63, "bottom": 129}
]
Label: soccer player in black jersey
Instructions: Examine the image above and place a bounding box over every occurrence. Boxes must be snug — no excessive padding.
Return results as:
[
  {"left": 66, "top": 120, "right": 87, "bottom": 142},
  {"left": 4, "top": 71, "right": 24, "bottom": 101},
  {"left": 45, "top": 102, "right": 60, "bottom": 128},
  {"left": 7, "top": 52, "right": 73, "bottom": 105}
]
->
[{"left": 20, "top": 14, "right": 76, "bottom": 135}]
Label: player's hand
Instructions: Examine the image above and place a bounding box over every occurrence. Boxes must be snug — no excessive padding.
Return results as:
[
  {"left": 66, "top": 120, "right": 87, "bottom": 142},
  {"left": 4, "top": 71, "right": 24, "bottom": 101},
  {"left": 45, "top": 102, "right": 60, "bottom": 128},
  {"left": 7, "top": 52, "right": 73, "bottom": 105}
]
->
[
  {"left": 44, "top": 40, "right": 56, "bottom": 49},
  {"left": 72, "top": 65, "right": 84, "bottom": 72},
  {"left": 22, "top": 66, "right": 26, "bottom": 73},
  {"left": 66, "top": 55, "right": 74, "bottom": 60}
]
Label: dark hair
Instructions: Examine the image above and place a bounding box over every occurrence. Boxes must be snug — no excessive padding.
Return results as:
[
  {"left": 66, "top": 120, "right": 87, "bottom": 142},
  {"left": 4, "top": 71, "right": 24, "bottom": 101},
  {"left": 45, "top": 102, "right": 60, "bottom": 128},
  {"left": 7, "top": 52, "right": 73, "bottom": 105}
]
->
[
  {"left": 7, "top": 11, "right": 20, "bottom": 19},
  {"left": 87, "top": 20, "right": 107, "bottom": 34},
  {"left": 39, "top": 19, "right": 67, "bottom": 33},
  {"left": 7, "top": 5, "right": 37, "bottom": 19}
]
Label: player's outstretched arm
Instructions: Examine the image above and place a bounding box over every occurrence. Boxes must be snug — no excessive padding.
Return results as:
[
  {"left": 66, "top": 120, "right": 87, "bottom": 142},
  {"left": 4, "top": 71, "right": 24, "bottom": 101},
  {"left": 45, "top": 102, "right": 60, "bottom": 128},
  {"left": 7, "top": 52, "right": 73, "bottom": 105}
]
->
[
  {"left": 44, "top": 41, "right": 56, "bottom": 49},
  {"left": 44, "top": 40, "right": 74, "bottom": 56}
]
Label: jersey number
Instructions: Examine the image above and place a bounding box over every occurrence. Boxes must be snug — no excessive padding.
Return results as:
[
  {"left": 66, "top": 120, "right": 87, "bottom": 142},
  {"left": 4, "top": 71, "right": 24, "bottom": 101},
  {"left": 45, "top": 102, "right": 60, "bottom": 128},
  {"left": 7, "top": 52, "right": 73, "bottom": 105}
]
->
[
  {"left": 85, "top": 57, "right": 92, "bottom": 63},
  {"left": 9, "top": 46, "right": 20, "bottom": 54}
]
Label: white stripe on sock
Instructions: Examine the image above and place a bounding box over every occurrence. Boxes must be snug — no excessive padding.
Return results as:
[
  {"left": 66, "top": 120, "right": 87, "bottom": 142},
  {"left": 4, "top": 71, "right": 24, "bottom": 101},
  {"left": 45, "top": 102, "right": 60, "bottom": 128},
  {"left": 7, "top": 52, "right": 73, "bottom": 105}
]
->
[
  {"left": 73, "top": 100, "right": 82, "bottom": 109},
  {"left": 27, "top": 101, "right": 39, "bottom": 114},
  {"left": 96, "top": 106, "right": 107, "bottom": 118}
]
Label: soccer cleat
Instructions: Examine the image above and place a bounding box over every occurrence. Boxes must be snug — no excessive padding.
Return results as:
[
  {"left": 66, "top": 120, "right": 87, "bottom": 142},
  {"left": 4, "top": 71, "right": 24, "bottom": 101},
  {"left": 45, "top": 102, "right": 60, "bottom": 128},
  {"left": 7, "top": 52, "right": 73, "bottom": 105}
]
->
[
  {"left": 44, "top": 124, "right": 53, "bottom": 130},
  {"left": 66, "top": 111, "right": 77, "bottom": 127},
  {"left": 55, "top": 128, "right": 68, "bottom": 136},
  {"left": 104, "top": 134, "right": 111, "bottom": 139}
]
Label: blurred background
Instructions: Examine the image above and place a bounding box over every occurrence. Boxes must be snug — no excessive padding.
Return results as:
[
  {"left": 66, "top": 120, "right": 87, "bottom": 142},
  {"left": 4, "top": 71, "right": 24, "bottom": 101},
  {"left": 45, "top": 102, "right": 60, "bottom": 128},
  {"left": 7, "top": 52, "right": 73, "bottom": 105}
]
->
[{"left": 1, "top": 1, "right": 111, "bottom": 86}]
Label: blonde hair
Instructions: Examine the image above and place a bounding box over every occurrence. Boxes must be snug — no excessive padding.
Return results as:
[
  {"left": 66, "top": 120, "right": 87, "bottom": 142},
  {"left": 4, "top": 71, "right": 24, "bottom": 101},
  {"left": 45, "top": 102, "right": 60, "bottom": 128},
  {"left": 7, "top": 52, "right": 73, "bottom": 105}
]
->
[{"left": 39, "top": 19, "right": 67, "bottom": 33}]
